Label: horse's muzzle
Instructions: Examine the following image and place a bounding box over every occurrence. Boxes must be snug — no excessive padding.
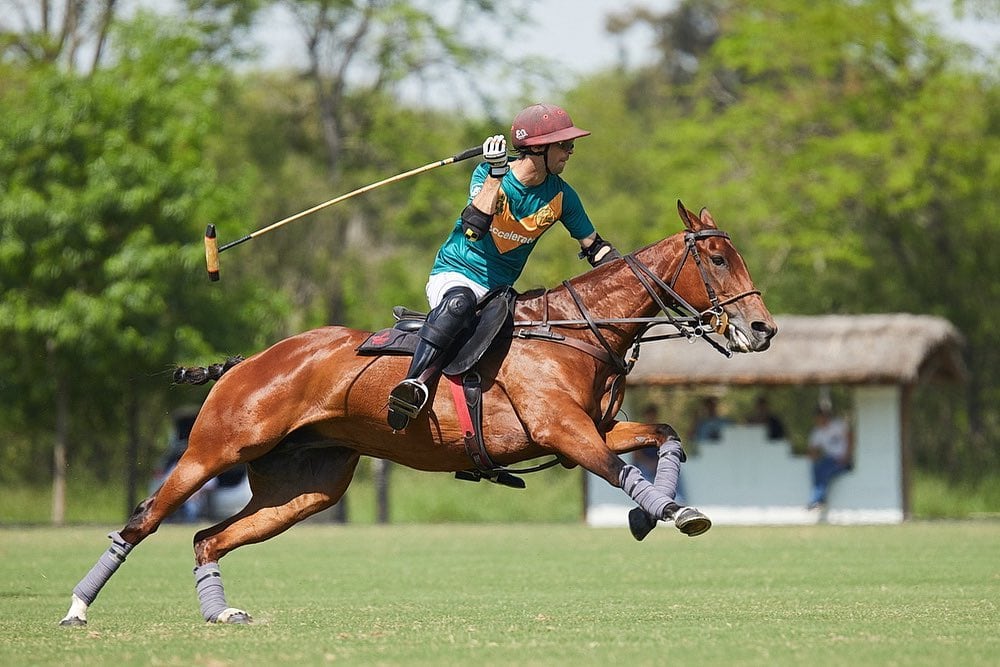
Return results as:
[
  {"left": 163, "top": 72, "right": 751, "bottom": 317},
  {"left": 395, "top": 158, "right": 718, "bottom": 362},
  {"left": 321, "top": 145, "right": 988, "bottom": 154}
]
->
[{"left": 726, "top": 318, "right": 776, "bottom": 353}]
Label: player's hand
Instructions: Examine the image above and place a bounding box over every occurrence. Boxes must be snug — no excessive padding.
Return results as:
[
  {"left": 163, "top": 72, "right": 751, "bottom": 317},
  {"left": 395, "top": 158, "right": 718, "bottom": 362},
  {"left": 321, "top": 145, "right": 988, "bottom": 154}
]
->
[{"left": 483, "top": 134, "right": 508, "bottom": 179}]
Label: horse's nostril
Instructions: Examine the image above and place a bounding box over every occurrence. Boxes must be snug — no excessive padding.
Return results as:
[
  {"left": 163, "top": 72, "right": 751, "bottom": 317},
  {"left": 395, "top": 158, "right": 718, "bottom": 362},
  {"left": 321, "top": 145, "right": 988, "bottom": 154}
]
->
[{"left": 752, "top": 321, "right": 777, "bottom": 338}]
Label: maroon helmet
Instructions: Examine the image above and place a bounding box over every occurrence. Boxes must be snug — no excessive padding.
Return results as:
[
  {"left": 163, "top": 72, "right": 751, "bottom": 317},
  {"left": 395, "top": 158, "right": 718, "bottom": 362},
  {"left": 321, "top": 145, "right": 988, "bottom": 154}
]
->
[{"left": 510, "top": 103, "right": 590, "bottom": 149}]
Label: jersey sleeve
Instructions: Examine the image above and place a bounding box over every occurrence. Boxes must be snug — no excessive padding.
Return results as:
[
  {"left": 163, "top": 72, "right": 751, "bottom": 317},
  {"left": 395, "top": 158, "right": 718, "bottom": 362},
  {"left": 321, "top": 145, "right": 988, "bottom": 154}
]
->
[
  {"left": 467, "top": 163, "right": 490, "bottom": 203},
  {"left": 559, "top": 180, "right": 596, "bottom": 240}
]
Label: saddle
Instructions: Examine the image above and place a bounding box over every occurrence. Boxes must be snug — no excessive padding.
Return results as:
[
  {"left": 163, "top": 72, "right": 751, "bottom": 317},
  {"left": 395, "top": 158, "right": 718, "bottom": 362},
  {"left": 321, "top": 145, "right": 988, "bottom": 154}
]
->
[
  {"left": 357, "top": 286, "right": 515, "bottom": 375},
  {"left": 357, "top": 287, "right": 525, "bottom": 488}
]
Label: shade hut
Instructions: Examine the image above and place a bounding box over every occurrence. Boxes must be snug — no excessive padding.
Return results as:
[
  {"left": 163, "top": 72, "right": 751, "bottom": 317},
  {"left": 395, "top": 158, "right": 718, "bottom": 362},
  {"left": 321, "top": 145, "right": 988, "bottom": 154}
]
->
[{"left": 586, "top": 314, "right": 966, "bottom": 525}]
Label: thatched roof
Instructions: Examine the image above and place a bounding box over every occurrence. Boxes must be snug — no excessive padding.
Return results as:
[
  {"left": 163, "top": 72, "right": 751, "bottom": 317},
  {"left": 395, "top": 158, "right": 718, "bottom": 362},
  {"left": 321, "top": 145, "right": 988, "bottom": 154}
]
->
[{"left": 629, "top": 314, "right": 966, "bottom": 386}]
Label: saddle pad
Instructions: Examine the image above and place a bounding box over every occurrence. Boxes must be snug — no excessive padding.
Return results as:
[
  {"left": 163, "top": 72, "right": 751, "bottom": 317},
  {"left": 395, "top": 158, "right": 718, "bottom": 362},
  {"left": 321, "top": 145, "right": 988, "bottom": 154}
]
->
[{"left": 356, "top": 328, "right": 418, "bottom": 356}]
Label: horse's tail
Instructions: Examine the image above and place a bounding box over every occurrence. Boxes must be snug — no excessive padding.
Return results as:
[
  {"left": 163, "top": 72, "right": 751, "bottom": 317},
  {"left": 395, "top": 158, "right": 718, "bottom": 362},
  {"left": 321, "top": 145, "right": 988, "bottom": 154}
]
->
[{"left": 172, "top": 356, "right": 245, "bottom": 385}]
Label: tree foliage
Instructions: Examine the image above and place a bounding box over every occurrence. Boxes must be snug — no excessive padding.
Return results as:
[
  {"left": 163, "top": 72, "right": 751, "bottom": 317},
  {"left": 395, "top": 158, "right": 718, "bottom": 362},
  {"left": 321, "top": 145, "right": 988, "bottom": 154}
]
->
[{"left": 0, "top": 14, "right": 286, "bottom": 486}]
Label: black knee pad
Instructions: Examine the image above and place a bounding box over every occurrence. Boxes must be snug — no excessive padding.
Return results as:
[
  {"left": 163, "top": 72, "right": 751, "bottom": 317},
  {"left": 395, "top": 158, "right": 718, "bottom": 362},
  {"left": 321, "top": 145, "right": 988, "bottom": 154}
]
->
[
  {"left": 420, "top": 287, "right": 477, "bottom": 348},
  {"left": 441, "top": 287, "right": 476, "bottom": 318}
]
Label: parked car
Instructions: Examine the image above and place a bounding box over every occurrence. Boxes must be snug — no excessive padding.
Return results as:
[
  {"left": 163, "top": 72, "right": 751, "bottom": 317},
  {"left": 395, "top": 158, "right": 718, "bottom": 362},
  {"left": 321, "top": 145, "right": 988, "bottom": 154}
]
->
[{"left": 149, "top": 407, "right": 252, "bottom": 522}]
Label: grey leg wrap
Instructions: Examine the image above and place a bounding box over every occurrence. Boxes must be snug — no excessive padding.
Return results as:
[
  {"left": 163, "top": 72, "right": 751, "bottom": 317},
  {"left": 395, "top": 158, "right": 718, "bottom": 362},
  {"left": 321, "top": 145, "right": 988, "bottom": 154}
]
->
[
  {"left": 619, "top": 464, "right": 673, "bottom": 520},
  {"left": 194, "top": 562, "right": 229, "bottom": 622},
  {"left": 72, "top": 531, "right": 134, "bottom": 605},
  {"left": 628, "top": 439, "right": 709, "bottom": 540},
  {"left": 652, "top": 438, "right": 686, "bottom": 503}
]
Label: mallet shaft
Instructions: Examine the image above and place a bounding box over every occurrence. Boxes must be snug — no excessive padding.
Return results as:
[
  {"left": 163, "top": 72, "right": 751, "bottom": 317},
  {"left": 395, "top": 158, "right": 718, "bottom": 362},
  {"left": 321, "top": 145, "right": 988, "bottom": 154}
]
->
[
  {"left": 242, "top": 146, "right": 484, "bottom": 245},
  {"left": 204, "top": 144, "right": 483, "bottom": 281}
]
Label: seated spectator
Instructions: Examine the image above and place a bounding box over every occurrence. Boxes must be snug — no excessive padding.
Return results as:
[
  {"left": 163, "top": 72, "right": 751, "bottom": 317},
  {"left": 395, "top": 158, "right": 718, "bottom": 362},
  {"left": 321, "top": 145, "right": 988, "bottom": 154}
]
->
[
  {"left": 807, "top": 404, "right": 855, "bottom": 510},
  {"left": 691, "top": 396, "right": 731, "bottom": 443},
  {"left": 745, "top": 395, "right": 787, "bottom": 441}
]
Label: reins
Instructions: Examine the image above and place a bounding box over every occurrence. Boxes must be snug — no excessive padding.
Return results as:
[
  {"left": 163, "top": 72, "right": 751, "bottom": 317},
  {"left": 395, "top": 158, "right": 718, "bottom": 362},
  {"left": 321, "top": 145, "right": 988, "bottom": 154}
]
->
[{"left": 514, "top": 229, "right": 761, "bottom": 368}]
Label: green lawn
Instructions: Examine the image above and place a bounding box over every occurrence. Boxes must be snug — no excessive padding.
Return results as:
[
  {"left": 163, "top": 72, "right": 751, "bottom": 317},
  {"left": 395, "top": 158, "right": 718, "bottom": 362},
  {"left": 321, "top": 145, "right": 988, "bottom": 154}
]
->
[{"left": 1, "top": 522, "right": 997, "bottom": 666}]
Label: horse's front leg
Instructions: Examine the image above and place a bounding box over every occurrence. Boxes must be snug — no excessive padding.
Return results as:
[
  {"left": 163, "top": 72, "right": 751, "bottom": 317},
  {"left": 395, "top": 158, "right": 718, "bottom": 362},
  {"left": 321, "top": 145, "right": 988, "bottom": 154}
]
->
[
  {"left": 529, "top": 414, "right": 677, "bottom": 513},
  {"left": 602, "top": 419, "right": 682, "bottom": 454},
  {"left": 600, "top": 419, "right": 711, "bottom": 539}
]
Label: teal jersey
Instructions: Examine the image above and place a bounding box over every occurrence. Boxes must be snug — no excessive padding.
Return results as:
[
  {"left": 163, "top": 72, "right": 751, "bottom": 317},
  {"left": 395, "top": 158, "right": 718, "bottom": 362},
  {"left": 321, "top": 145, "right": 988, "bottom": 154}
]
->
[{"left": 430, "top": 162, "right": 595, "bottom": 289}]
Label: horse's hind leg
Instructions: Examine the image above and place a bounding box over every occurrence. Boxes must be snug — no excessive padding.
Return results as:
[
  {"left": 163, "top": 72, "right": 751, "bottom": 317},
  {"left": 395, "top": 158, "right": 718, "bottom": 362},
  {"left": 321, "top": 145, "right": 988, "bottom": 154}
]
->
[
  {"left": 190, "top": 445, "right": 361, "bottom": 624},
  {"left": 59, "top": 457, "right": 231, "bottom": 627}
]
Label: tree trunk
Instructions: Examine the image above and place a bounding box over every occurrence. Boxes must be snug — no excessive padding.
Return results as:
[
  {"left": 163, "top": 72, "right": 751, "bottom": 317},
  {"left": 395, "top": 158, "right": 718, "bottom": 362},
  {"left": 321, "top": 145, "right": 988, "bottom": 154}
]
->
[
  {"left": 51, "top": 368, "right": 69, "bottom": 526},
  {"left": 125, "top": 391, "right": 140, "bottom": 520},
  {"left": 374, "top": 458, "right": 390, "bottom": 524}
]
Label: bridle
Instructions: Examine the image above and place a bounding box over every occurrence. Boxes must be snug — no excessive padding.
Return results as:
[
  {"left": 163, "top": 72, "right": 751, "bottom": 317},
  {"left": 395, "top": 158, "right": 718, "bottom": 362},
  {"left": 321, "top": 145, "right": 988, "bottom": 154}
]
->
[
  {"left": 627, "top": 228, "right": 762, "bottom": 350},
  {"left": 514, "top": 228, "right": 762, "bottom": 374}
]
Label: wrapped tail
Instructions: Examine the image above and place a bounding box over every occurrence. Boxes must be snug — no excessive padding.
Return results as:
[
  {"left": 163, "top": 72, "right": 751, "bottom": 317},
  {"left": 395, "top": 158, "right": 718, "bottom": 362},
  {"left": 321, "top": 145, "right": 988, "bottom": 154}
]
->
[{"left": 173, "top": 356, "right": 245, "bottom": 385}]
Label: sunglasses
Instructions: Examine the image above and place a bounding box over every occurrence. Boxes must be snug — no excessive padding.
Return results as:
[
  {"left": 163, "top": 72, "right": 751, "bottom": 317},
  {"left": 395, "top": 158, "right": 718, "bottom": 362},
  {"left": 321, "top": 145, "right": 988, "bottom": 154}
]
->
[{"left": 553, "top": 140, "right": 575, "bottom": 151}]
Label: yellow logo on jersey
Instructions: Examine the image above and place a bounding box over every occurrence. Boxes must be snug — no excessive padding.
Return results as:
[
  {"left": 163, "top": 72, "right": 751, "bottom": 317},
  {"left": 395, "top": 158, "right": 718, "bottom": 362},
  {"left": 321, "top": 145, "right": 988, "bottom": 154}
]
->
[{"left": 491, "top": 191, "right": 564, "bottom": 254}]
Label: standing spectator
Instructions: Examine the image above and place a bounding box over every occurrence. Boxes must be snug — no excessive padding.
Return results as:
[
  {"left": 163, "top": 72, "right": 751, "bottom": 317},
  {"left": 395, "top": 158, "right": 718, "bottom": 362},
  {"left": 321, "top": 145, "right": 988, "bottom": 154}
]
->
[
  {"left": 807, "top": 404, "right": 854, "bottom": 509},
  {"left": 746, "top": 395, "right": 787, "bottom": 441}
]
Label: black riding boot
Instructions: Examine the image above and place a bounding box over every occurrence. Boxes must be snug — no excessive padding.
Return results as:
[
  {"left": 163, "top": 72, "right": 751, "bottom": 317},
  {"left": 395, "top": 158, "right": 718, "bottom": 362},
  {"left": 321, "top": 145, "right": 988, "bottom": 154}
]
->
[{"left": 387, "top": 286, "right": 477, "bottom": 430}]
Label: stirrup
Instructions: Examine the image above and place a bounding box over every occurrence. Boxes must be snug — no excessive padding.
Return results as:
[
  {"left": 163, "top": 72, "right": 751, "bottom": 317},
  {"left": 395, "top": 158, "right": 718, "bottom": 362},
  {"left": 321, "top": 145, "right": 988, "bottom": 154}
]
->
[
  {"left": 454, "top": 469, "right": 526, "bottom": 489},
  {"left": 387, "top": 379, "right": 429, "bottom": 429}
]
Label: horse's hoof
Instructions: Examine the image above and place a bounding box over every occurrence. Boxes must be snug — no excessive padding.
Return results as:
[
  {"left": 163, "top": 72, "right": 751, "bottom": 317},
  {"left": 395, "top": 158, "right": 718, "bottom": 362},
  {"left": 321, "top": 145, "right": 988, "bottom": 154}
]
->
[
  {"left": 628, "top": 507, "right": 657, "bottom": 541},
  {"left": 674, "top": 506, "right": 712, "bottom": 537},
  {"left": 215, "top": 608, "right": 252, "bottom": 624},
  {"left": 59, "top": 617, "right": 87, "bottom": 627}
]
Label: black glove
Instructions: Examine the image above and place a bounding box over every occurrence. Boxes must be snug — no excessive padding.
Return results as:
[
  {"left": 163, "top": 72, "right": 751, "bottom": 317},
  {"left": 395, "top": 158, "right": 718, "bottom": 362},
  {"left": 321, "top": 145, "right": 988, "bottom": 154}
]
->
[{"left": 580, "top": 233, "right": 621, "bottom": 267}]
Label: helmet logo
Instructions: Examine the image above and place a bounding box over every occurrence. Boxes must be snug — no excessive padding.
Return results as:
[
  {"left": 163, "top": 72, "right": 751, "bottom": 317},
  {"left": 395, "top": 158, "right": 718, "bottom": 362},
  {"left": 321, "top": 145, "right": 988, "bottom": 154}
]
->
[{"left": 514, "top": 128, "right": 528, "bottom": 140}]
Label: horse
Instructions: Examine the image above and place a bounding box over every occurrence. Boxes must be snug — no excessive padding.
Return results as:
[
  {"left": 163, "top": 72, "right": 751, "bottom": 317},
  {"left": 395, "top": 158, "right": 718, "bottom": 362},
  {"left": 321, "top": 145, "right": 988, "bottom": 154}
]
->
[{"left": 60, "top": 201, "right": 776, "bottom": 626}]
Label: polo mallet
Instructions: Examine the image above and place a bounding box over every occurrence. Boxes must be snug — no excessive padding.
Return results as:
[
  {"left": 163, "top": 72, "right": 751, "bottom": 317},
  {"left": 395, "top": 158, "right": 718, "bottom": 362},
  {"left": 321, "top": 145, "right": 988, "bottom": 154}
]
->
[{"left": 204, "top": 144, "right": 485, "bottom": 281}]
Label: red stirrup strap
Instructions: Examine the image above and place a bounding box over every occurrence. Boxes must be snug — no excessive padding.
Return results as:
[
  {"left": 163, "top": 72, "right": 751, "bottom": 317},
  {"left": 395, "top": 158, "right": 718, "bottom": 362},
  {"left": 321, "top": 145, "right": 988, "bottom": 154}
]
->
[{"left": 448, "top": 375, "right": 475, "bottom": 438}]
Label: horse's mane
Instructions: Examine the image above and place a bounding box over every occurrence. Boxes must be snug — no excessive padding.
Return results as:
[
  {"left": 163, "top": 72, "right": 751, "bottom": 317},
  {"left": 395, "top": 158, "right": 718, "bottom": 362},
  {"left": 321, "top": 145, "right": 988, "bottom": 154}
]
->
[{"left": 517, "top": 287, "right": 548, "bottom": 300}]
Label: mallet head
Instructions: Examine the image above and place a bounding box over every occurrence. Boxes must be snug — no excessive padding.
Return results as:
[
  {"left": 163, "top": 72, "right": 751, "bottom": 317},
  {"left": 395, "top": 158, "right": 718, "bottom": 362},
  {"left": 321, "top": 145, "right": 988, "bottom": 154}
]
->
[{"left": 204, "top": 224, "right": 220, "bottom": 281}]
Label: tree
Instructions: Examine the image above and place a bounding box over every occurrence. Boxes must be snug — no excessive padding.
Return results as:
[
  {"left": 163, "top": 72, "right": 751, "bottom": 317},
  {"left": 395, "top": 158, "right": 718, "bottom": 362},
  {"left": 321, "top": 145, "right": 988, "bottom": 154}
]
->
[
  {"left": 187, "top": 0, "right": 535, "bottom": 327},
  {"left": 0, "top": 14, "right": 287, "bottom": 519},
  {"left": 0, "top": 0, "right": 119, "bottom": 72}
]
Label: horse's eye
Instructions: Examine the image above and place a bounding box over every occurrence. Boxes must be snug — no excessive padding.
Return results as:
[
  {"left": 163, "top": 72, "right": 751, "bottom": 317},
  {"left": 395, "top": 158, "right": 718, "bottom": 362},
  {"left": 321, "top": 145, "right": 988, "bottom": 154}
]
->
[{"left": 711, "top": 255, "right": 726, "bottom": 267}]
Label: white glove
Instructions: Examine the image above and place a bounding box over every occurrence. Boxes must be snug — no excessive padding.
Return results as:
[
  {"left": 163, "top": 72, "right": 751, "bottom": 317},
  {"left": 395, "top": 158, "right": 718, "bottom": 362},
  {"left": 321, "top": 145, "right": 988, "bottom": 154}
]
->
[{"left": 482, "top": 134, "right": 508, "bottom": 179}]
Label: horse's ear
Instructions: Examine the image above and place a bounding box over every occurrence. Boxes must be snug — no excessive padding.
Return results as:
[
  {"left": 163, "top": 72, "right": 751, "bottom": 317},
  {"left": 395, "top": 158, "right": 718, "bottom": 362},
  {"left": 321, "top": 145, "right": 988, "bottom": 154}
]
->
[
  {"left": 677, "top": 200, "right": 699, "bottom": 231},
  {"left": 699, "top": 207, "right": 718, "bottom": 229}
]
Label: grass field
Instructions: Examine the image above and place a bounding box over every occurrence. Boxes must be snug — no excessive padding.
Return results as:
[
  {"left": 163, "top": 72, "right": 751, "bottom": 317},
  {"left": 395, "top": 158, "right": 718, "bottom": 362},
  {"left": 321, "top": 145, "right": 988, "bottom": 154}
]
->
[{"left": 1, "top": 522, "right": 997, "bottom": 666}]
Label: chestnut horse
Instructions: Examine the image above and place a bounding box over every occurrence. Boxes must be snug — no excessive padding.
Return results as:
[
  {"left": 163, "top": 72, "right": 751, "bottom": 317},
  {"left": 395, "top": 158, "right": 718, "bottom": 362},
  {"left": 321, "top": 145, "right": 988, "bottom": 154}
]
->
[{"left": 60, "top": 201, "right": 776, "bottom": 626}]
